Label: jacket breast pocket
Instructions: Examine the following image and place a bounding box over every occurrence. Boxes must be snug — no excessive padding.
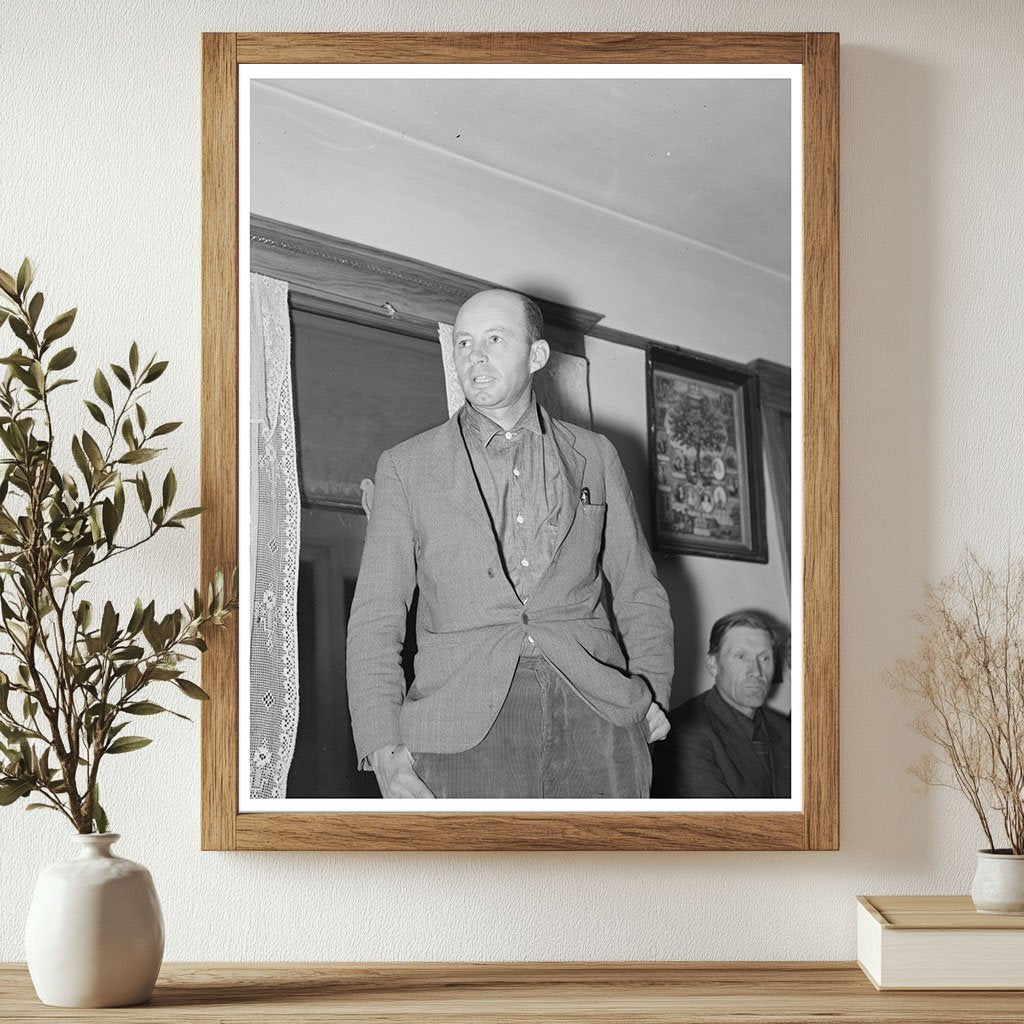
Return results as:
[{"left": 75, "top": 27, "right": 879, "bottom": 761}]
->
[{"left": 578, "top": 501, "right": 607, "bottom": 529}]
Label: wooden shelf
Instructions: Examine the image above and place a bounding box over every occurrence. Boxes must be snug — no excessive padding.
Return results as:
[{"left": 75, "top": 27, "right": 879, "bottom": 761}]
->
[{"left": 3, "top": 962, "right": 1024, "bottom": 1022}]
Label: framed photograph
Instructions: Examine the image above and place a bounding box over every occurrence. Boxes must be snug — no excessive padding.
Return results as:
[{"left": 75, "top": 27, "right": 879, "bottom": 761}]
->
[
  {"left": 647, "top": 345, "right": 768, "bottom": 562},
  {"left": 201, "top": 32, "right": 839, "bottom": 851}
]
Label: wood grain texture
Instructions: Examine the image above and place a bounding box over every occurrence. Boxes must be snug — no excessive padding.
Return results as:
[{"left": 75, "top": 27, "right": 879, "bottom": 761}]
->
[
  {"left": 234, "top": 811, "right": 806, "bottom": 852},
  {"left": 250, "top": 215, "right": 602, "bottom": 355},
  {"left": 200, "top": 33, "right": 239, "bottom": 852},
  {"left": 202, "top": 32, "right": 841, "bottom": 851},
  {"left": 235, "top": 32, "right": 807, "bottom": 64},
  {"left": 800, "top": 32, "right": 841, "bottom": 852},
  {"left": 3, "top": 962, "right": 1023, "bottom": 1023},
  {"left": 862, "top": 895, "right": 1024, "bottom": 930}
]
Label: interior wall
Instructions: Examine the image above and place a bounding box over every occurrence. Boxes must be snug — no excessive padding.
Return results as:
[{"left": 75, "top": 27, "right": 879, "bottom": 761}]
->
[
  {"left": 2, "top": 0, "right": 1021, "bottom": 963},
  {"left": 251, "top": 82, "right": 792, "bottom": 362}
]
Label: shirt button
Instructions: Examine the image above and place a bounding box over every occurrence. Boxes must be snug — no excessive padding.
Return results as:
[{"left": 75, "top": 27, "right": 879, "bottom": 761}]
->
[
  {"left": 513, "top": 468, "right": 520, "bottom": 477},
  {"left": 516, "top": 514, "right": 524, "bottom": 524},
  {"left": 520, "top": 558, "right": 529, "bottom": 567},
  {"left": 504, "top": 431, "right": 513, "bottom": 440},
  {"left": 527, "top": 635, "right": 535, "bottom": 644}
]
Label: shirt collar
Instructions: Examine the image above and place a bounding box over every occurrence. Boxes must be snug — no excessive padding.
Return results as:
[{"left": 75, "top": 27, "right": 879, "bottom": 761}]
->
[
  {"left": 712, "top": 686, "right": 765, "bottom": 739},
  {"left": 462, "top": 394, "right": 543, "bottom": 446}
]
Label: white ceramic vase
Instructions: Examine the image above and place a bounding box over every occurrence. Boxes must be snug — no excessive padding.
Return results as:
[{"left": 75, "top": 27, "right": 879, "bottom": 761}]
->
[
  {"left": 25, "top": 833, "right": 164, "bottom": 1007},
  {"left": 971, "top": 849, "right": 1024, "bottom": 915}
]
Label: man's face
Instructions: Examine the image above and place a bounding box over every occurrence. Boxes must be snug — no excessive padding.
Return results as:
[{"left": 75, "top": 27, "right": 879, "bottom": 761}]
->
[
  {"left": 452, "top": 291, "right": 548, "bottom": 416},
  {"left": 707, "top": 625, "right": 775, "bottom": 718}
]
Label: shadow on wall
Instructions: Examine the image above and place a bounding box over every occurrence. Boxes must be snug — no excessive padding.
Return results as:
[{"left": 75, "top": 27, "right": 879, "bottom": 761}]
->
[{"left": 838, "top": 46, "right": 936, "bottom": 869}]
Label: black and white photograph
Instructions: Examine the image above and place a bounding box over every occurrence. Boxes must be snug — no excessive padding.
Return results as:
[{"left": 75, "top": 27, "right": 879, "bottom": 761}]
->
[{"left": 241, "top": 66, "right": 800, "bottom": 810}]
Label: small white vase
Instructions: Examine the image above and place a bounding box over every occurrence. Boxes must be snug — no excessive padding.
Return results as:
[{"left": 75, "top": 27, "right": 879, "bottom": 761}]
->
[
  {"left": 25, "top": 833, "right": 164, "bottom": 1007},
  {"left": 971, "top": 849, "right": 1024, "bottom": 915}
]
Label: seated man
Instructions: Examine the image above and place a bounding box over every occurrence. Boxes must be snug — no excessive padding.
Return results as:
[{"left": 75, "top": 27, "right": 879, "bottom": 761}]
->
[{"left": 655, "top": 611, "right": 790, "bottom": 799}]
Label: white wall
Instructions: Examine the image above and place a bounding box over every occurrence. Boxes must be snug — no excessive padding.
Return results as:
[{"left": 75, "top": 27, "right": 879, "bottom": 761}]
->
[{"left": 2, "top": 0, "right": 1022, "bottom": 962}]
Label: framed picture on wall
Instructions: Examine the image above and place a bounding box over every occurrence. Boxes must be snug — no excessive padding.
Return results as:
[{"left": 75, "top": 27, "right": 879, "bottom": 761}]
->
[
  {"left": 647, "top": 345, "right": 768, "bottom": 562},
  {"left": 201, "top": 31, "right": 839, "bottom": 852}
]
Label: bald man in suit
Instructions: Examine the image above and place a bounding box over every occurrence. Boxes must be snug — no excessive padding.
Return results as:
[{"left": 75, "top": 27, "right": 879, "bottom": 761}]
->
[{"left": 347, "top": 289, "right": 674, "bottom": 799}]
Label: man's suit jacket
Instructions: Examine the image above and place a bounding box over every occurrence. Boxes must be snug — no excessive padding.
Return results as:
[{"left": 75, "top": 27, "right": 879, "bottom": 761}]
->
[
  {"left": 654, "top": 686, "right": 791, "bottom": 798},
  {"left": 346, "top": 403, "right": 673, "bottom": 765}
]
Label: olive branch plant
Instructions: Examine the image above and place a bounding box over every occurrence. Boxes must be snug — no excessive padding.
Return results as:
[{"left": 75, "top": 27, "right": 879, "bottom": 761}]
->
[
  {"left": 894, "top": 551, "right": 1024, "bottom": 854},
  {"left": 0, "top": 259, "right": 236, "bottom": 834}
]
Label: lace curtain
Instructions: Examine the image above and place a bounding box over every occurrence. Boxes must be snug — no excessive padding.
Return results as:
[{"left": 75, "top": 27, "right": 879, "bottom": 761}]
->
[
  {"left": 248, "top": 273, "right": 300, "bottom": 798},
  {"left": 437, "top": 322, "right": 592, "bottom": 427}
]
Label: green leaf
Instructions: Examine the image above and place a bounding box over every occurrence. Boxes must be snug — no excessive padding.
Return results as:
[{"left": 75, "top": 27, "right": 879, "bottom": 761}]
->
[
  {"left": 105, "top": 735, "right": 152, "bottom": 755},
  {"left": 0, "top": 722, "right": 28, "bottom": 743},
  {"left": 142, "top": 360, "right": 168, "bottom": 383},
  {"left": 136, "top": 473, "right": 152, "bottom": 513},
  {"left": 100, "top": 601, "right": 117, "bottom": 647},
  {"left": 126, "top": 598, "right": 145, "bottom": 635},
  {"left": 168, "top": 507, "right": 202, "bottom": 524},
  {"left": 27, "top": 292, "right": 43, "bottom": 329},
  {"left": 113, "top": 475, "right": 125, "bottom": 522},
  {"left": 148, "top": 667, "right": 181, "bottom": 680},
  {"left": 150, "top": 421, "right": 181, "bottom": 438},
  {"left": 0, "top": 779, "right": 33, "bottom": 805},
  {"left": 26, "top": 802, "right": 61, "bottom": 813},
  {"left": 47, "top": 346, "right": 76, "bottom": 371},
  {"left": 162, "top": 468, "right": 176, "bottom": 509},
  {"left": 110, "top": 644, "right": 143, "bottom": 661},
  {"left": 84, "top": 400, "right": 106, "bottom": 427},
  {"left": 124, "top": 700, "right": 171, "bottom": 716},
  {"left": 0, "top": 269, "right": 18, "bottom": 300},
  {"left": 118, "top": 448, "right": 158, "bottom": 465},
  {"left": 175, "top": 679, "right": 210, "bottom": 701},
  {"left": 81, "top": 431, "right": 104, "bottom": 472},
  {"left": 136, "top": 404, "right": 147, "bottom": 432},
  {"left": 42, "top": 308, "right": 76, "bottom": 344},
  {"left": 0, "top": 352, "right": 33, "bottom": 366},
  {"left": 0, "top": 310, "right": 9, "bottom": 330},
  {"left": 91, "top": 784, "right": 108, "bottom": 834},
  {"left": 129, "top": 342, "right": 139, "bottom": 375},
  {"left": 121, "top": 418, "right": 137, "bottom": 450},
  {"left": 71, "top": 435, "right": 91, "bottom": 483},
  {"left": 110, "top": 363, "right": 131, "bottom": 389},
  {"left": 101, "top": 498, "right": 116, "bottom": 546},
  {"left": 8, "top": 317, "right": 32, "bottom": 345},
  {"left": 93, "top": 369, "right": 113, "bottom": 409},
  {"left": 16, "top": 258, "right": 34, "bottom": 299}
]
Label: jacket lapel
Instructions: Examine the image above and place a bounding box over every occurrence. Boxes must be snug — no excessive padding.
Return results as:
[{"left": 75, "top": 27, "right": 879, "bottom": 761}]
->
[
  {"left": 706, "top": 688, "right": 771, "bottom": 791},
  {"left": 443, "top": 409, "right": 495, "bottom": 547},
  {"left": 442, "top": 410, "right": 519, "bottom": 602},
  {"left": 546, "top": 412, "right": 587, "bottom": 558}
]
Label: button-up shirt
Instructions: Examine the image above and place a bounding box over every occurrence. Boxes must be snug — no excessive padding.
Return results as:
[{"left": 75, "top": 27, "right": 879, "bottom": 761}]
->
[{"left": 459, "top": 397, "right": 562, "bottom": 604}]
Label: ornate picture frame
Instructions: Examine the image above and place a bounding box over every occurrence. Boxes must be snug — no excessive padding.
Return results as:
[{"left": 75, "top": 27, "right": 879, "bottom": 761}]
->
[
  {"left": 647, "top": 345, "right": 768, "bottom": 562},
  {"left": 201, "top": 32, "right": 839, "bottom": 851}
]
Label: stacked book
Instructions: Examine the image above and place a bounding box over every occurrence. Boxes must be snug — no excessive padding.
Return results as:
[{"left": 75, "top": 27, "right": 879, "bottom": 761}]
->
[{"left": 857, "top": 895, "right": 1024, "bottom": 990}]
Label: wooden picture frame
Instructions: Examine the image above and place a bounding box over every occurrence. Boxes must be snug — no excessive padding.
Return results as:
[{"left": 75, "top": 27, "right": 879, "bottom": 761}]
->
[
  {"left": 201, "top": 32, "right": 839, "bottom": 851},
  {"left": 647, "top": 345, "right": 768, "bottom": 563}
]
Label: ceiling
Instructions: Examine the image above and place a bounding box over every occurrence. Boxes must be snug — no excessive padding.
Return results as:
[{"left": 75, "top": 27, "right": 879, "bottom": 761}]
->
[{"left": 267, "top": 77, "right": 792, "bottom": 278}]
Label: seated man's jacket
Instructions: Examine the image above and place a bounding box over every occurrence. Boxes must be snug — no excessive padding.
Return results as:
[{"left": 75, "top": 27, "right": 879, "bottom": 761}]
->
[
  {"left": 346, "top": 402, "right": 674, "bottom": 766},
  {"left": 655, "top": 685, "right": 791, "bottom": 798}
]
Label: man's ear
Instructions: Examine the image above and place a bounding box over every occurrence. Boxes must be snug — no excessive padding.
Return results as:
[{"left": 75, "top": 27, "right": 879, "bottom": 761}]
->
[
  {"left": 529, "top": 339, "right": 550, "bottom": 373},
  {"left": 705, "top": 652, "right": 719, "bottom": 680}
]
